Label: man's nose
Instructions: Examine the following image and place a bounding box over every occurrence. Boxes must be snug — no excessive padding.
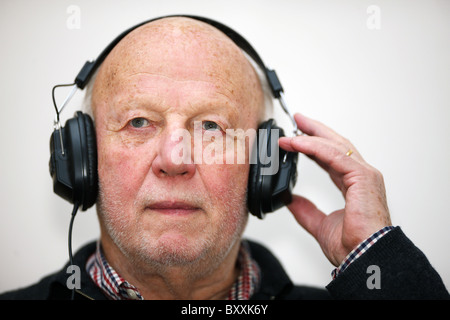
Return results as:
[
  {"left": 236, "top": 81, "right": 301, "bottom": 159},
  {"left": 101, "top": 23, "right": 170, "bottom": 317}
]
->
[{"left": 151, "top": 127, "right": 196, "bottom": 178}]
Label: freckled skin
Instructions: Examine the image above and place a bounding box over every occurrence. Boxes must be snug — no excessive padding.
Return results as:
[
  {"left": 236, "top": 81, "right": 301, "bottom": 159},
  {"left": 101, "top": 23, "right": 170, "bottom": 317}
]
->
[{"left": 91, "top": 17, "right": 264, "bottom": 299}]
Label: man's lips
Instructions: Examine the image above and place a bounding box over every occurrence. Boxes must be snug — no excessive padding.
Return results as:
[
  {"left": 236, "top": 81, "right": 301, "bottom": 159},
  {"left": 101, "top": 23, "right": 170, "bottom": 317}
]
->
[{"left": 146, "top": 201, "right": 200, "bottom": 215}]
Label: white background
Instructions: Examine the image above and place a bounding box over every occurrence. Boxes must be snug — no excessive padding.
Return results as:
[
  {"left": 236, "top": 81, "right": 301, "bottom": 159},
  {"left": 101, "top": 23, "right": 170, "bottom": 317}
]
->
[{"left": 1, "top": 0, "right": 449, "bottom": 294}]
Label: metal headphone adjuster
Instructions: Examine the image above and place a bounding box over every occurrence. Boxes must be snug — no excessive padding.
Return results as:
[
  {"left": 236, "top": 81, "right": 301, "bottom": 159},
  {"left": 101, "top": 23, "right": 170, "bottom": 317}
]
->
[{"left": 52, "top": 83, "right": 78, "bottom": 155}]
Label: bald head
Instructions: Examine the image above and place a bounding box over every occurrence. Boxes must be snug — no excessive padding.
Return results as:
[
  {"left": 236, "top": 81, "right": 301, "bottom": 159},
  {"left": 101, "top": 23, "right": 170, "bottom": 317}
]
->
[{"left": 91, "top": 17, "right": 266, "bottom": 124}]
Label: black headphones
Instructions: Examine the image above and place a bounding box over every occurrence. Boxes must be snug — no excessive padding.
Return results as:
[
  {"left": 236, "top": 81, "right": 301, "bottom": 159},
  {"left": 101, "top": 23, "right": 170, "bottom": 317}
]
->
[{"left": 49, "top": 14, "right": 298, "bottom": 219}]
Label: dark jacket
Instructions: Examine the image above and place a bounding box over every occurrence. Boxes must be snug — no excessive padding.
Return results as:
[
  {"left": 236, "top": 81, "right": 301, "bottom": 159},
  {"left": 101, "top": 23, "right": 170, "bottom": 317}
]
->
[{"left": 0, "top": 227, "right": 448, "bottom": 300}]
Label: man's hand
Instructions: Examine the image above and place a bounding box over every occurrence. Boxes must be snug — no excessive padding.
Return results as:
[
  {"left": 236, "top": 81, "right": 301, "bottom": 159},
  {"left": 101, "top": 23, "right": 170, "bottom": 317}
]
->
[{"left": 279, "top": 113, "right": 392, "bottom": 267}]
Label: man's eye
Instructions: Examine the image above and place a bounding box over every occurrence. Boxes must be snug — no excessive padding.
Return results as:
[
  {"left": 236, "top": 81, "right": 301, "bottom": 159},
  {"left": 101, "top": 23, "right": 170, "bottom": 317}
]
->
[
  {"left": 130, "top": 118, "right": 149, "bottom": 128},
  {"left": 202, "top": 121, "right": 221, "bottom": 131}
]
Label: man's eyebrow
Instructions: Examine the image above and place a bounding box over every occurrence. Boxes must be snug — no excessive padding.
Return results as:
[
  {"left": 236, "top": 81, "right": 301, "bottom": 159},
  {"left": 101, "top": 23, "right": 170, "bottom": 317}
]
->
[
  {"left": 111, "top": 91, "right": 241, "bottom": 123},
  {"left": 187, "top": 95, "right": 241, "bottom": 119}
]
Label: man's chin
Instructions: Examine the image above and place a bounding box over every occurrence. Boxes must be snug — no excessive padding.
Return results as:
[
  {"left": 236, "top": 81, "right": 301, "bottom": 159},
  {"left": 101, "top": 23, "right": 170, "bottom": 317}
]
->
[{"left": 139, "top": 233, "right": 213, "bottom": 267}]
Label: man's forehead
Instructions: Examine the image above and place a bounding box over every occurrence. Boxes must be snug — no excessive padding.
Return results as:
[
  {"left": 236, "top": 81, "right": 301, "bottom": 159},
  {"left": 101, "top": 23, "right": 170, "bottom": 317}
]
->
[
  {"left": 131, "top": 17, "right": 230, "bottom": 42},
  {"left": 101, "top": 17, "right": 247, "bottom": 75}
]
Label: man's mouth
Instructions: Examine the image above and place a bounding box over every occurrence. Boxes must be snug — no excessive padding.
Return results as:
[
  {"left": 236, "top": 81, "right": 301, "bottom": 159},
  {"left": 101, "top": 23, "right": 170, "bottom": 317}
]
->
[{"left": 147, "top": 201, "right": 200, "bottom": 215}]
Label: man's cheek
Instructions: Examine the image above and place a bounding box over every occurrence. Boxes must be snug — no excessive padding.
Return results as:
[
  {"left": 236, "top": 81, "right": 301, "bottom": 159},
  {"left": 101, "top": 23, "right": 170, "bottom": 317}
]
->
[
  {"left": 203, "top": 164, "right": 249, "bottom": 204},
  {"left": 98, "top": 145, "right": 144, "bottom": 196}
]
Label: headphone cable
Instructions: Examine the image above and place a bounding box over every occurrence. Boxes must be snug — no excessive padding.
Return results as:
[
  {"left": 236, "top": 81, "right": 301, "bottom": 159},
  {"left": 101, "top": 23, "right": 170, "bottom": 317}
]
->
[{"left": 68, "top": 201, "right": 80, "bottom": 300}]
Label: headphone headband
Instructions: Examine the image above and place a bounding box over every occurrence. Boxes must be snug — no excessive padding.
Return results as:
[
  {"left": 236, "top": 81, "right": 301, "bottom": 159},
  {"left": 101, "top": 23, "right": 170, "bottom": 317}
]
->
[{"left": 74, "top": 15, "right": 284, "bottom": 98}]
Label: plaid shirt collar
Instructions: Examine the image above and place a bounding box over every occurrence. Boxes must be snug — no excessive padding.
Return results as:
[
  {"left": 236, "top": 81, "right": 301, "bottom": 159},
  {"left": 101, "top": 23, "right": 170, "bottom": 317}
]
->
[{"left": 86, "top": 240, "right": 260, "bottom": 300}]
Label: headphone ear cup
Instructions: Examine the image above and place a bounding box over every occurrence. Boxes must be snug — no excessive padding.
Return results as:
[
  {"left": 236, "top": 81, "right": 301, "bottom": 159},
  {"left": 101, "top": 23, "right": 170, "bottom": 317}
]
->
[
  {"left": 247, "top": 119, "right": 298, "bottom": 219},
  {"left": 247, "top": 120, "right": 270, "bottom": 219},
  {"left": 77, "top": 112, "right": 98, "bottom": 209},
  {"left": 247, "top": 146, "right": 261, "bottom": 218},
  {"left": 50, "top": 112, "right": 98, "bottom": 210}
]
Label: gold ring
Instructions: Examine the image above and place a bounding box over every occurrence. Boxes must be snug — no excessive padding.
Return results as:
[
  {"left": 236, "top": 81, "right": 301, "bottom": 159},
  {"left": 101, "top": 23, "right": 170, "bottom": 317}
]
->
[{"left": 346, "top": 149, "right": 353, "bottom": 156}]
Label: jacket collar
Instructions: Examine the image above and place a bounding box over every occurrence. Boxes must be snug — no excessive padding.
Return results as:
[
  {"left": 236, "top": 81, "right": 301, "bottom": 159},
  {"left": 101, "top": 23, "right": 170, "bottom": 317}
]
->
[
  {"left": 47, "top": 239, "right": 293, "bottom": 300},
  {"left": 247, "top": 241, "right": 294, "bottom": 300}
]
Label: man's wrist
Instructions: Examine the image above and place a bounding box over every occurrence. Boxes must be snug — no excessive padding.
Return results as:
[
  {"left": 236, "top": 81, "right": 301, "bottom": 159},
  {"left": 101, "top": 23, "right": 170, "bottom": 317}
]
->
[{"left": 331, "top": 226, "right": 395, "bottom": 279}]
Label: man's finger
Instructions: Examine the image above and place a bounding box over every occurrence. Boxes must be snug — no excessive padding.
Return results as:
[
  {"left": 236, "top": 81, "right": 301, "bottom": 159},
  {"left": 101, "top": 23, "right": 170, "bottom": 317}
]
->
[
  {"left": 280, "top": 135, "right": 360, "bottom": 175},
  {"left": 287, "top": 194, "right": 326, "bottom": 241},
  {"left": 292, "top": 113, "right": 362, "bottom": 160}
]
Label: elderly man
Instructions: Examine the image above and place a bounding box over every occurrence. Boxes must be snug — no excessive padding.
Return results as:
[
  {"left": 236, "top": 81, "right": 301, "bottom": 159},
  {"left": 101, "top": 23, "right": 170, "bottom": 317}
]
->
[{"left": 1, "top": 16, "right": 448, "bottom": 300}]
